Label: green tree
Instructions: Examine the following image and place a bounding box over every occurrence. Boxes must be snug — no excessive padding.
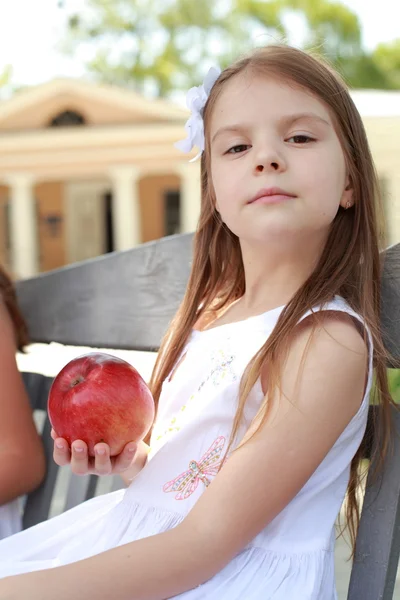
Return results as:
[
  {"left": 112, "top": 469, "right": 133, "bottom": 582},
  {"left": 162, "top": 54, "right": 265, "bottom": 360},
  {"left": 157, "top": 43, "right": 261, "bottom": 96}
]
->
[
  {"left": 277, "top": 0, "right": 392, "bottom": 88},
  {"left": 64, "top": 0, "right": 283, "bottom": 96},
  {"left": 61, "top": 0, "right": 399, "bottom": 96},
  {"left": 373, "top": 40, "right": 400, "bottom": 89}
]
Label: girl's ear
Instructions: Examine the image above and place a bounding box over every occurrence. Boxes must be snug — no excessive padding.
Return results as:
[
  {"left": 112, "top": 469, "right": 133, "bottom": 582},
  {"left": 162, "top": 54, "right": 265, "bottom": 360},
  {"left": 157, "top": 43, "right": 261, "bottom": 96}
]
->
[{"left": 340, "top": 178, "right": 354, "bottom": 210}]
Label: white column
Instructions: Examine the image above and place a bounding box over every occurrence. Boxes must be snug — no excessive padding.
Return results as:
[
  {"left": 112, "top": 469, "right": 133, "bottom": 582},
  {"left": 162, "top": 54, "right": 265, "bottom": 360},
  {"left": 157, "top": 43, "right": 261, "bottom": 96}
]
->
[
  {"left": 109, "top": 166, "right": 141, "bottom": 250},
  {"left": 6, "top": 173, "right": 39, "bottom": 279},
  {"left": 176, "top": 162, "right": 201, "bottom": 233}
]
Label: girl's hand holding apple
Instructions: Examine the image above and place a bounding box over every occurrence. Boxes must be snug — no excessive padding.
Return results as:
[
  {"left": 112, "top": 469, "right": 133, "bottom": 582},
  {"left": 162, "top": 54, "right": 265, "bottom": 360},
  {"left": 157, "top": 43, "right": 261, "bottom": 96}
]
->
[
  {"left": 48, "top": 352, "right": 154, "bottom": 480},
  {"left": 51, "top": 428, "right": 144, "bottom": 477}
]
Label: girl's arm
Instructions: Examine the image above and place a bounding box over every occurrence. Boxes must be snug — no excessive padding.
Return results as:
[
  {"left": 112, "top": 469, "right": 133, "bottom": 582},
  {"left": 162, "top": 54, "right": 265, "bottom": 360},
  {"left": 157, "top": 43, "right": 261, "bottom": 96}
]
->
[
  {"left": 0, "top": 302, "right": 46, "bottom": 506},
  {"left": 0, "top": 314, "right": 367, "bottom": 600}
]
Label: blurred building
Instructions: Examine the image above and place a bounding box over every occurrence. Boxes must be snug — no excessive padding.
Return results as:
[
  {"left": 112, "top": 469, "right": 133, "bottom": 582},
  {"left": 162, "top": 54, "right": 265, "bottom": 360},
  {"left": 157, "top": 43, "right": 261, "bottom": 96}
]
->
[
  {"left": 0, "top": 80, "right": 398, "bottom": 279},
  {"left": 0, "top": 79, "right": 200, "bottom": 279},
  {"left": 351, "top": 90, "right": 400, "bottom": 248}
]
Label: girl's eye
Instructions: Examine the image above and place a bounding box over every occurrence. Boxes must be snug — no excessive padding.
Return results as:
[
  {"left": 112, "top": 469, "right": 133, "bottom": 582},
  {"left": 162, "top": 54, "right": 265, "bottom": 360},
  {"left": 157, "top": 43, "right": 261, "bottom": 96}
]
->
[
  {"left": 226, "top": 144, "right": 250, "bottom": 154},
  {"left": 287, "top": 135, "right": 315, "bottom": 144}
]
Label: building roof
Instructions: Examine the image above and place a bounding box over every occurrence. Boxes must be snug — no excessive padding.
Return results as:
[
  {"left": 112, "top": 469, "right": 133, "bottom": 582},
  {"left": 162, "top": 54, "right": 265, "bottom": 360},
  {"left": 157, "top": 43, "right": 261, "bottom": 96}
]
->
[
  {"left": 0, "top": 78, "right": 189, "bottom": 131},
  {"left": 350, "top": 89, "right": 400, "bottom": 117}
]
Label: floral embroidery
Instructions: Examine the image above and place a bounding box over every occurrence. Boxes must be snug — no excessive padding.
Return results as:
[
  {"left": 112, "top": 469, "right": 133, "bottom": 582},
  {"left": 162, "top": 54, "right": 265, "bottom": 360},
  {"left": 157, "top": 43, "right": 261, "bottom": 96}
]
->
[
  {"left": 197, "top": 350, "right": 236, "bottom": 392},
  {"left": 163, "top": 436, "right": 226, "bottom": 500},
  {"left": 153, "top": 343, "right": 237, "bottom": 446},
  {"left": 154, "top": 397, "right": 193, "bottom": 442}
]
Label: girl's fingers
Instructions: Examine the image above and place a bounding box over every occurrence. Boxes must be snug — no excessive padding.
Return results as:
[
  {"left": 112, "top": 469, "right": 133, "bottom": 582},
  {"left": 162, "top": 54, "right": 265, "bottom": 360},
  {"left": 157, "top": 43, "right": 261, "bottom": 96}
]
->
[
  {"left": 53, "top": 438, "right": 71, "bottom": 466},
  {"left": 53, "top": 438, "right": 137, "bottom": 476},
  {"left": 50, "top": 428, "right": 61, "bottom": 441},
  {"left": 112, "top": 443, "right": 138, "bottom": 473},
  {"left": 93, "top": 443, "right": 113, "bottom": 475},
  {"left": 70, "top": 441, "right": 90, "bottom": 475}
]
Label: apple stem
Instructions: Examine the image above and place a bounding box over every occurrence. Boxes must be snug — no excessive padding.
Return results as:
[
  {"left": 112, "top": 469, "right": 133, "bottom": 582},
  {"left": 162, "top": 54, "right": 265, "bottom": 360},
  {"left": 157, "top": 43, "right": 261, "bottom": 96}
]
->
[{"left": 70, "top": 376, "right": 85, "bottom": 387}]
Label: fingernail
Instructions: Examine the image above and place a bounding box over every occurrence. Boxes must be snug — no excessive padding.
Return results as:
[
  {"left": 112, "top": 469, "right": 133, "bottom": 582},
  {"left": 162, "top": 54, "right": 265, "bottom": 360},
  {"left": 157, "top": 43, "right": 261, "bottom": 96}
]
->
[
  {"left": 56, "top": 443, "right": 64, "bottom": 450},
  {"left": 74, "top": 447, "right": 84, "bottom": 453},
  {"left": 128, "top": 446, "right": 136, "bottom": 453},
  {"left": 96, "top": 448, "right": 105, "bottom": 455}
]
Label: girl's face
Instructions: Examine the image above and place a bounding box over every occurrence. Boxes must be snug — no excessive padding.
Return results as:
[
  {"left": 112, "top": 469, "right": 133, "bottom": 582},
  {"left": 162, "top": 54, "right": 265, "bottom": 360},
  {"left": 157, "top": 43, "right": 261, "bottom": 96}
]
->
[{"left": 209, "top": 73, "right": 353, "bottom": 248}]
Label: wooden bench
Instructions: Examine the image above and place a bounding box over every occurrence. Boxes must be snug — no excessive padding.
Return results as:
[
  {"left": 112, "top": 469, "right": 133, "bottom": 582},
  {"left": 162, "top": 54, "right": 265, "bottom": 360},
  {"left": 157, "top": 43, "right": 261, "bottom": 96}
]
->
[{"left": 14, "top": 233, "right": 400, "bottom": 600}]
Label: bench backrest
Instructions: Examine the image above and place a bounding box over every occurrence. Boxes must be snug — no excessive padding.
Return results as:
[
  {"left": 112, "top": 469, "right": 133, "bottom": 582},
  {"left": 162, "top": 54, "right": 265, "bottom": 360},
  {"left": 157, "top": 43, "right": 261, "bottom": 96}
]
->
[{"left": 16, "top": 234, "right": 400, "bottom": 600}]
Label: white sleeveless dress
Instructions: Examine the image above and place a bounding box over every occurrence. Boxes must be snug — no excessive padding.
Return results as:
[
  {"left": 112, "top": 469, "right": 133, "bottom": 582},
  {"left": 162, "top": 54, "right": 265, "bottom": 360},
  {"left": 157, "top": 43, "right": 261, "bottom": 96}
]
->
[{"left": 0, "top": 296, "right": 373, "bottom": 600}]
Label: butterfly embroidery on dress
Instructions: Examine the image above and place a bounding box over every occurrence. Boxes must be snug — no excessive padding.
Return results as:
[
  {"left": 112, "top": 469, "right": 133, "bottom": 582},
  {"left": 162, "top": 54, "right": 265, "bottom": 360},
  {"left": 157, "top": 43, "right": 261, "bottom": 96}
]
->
[{"left": 163, "top": 436, "right": 226, "bottom": 500}]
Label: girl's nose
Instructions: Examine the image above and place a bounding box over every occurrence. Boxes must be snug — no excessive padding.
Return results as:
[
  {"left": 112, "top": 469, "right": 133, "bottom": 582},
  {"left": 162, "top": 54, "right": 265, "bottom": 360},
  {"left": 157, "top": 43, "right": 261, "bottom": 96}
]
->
[
  {"left": 256, "top": 162, "right": 279, "bottom": 172},
  {"left": 254, "top": 148, "right": 286, "bottom": 174}
]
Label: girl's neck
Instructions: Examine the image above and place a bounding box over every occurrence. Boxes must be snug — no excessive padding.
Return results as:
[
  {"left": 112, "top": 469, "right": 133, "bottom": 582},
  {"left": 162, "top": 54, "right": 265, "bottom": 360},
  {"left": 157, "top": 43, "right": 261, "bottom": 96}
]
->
[
  {"left": 197, "top": 235, "right": 325, "bottom": 332},
  {"left": 238, "top": 234, "right": 323, "bottom": 313}
]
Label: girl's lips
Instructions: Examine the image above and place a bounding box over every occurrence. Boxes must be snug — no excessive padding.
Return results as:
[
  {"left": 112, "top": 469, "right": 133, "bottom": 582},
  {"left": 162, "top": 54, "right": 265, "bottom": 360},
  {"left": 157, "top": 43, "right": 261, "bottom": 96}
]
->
[
  {"left": 250, "top": 194, "right": 296, "bottom": 205},
  {"left": 249, "top": 187, "right": 297, "bottom": 204}
]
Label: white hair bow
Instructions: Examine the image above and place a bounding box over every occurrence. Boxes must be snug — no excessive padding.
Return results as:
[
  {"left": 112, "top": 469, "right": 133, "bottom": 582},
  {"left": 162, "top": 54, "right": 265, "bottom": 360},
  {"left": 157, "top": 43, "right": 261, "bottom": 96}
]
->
[{"left": 175, "top": 66, "right": 221, "bottom": 162}]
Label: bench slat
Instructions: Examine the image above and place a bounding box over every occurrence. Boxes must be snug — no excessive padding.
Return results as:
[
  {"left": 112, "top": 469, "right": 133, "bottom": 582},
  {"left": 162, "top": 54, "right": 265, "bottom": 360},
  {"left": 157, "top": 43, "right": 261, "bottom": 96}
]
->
[
  {"left": 63, "top": 474, "right": 94, "bottom": 512},
  {"left": 348, "top": 406, "right": 400, "bottom": 600},
  {"left": 381, "top": 244, "right": 400, "bottom": 366},
  {"left": 15, "top": 238, "right": 400, "bottom": 361},
  {"left": 22, "top": 373, "right": 58, "bottom": 529},
  {"left": 15, "top": 233, "right": 194, "bottom": 352}
]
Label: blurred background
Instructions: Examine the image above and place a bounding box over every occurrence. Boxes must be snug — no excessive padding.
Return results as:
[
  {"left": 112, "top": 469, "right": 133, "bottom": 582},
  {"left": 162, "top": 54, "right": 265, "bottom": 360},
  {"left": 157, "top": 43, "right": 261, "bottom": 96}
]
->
[
  {"left": 1, "top": 1, "right": 399, "bottom": 596},
  {"left": 0, "top": 0, "right": 400, "bottom": 282}
]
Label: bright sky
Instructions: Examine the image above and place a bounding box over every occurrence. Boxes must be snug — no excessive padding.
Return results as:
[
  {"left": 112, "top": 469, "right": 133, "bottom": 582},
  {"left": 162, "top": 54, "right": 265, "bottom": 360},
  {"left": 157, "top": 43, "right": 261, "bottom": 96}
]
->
[{"left": 0, "top": 0, "right": 399, "bottom": 89}]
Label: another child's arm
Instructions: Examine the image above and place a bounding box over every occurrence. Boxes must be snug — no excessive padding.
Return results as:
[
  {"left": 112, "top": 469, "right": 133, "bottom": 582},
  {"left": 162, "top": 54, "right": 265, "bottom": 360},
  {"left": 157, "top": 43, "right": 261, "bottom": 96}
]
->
[
  {"left": 0, "top": 314, "right": 367, "bottom": 600},
  {"left": 0, "top": 301, "right": 46, "bottom": 506}
]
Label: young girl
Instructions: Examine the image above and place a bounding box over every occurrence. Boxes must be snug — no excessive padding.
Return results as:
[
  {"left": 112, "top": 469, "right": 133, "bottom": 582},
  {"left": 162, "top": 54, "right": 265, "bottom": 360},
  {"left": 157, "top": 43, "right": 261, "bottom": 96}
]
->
[
  {"left": 0, "top": 266, "right": 46, "bottom": 540},
  {"left": 0, "top": 44, "right": 394, "bottom": 599}
]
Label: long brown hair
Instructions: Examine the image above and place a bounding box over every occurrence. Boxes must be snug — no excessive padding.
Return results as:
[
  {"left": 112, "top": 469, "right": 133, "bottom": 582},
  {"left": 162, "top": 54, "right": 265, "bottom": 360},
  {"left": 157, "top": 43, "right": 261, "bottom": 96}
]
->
[
  {"left": 150, "top": 45, "right": 396, "bottom": 554},
  {"left": 0, "top": 264, "right": 29, "bottom": 351}
]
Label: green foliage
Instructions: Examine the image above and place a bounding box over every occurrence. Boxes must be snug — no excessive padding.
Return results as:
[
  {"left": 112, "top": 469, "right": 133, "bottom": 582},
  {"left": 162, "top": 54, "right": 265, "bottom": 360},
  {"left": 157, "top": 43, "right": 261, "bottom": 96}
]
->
[
  {"left": 388, "top": 369, "right": 400, "bottom": 403},
  {"left": 65, "top": 0, "right": 265, "bottom": 96},
  {"left": 62, "top": 0, "right": 400, "bottom": 96},
  {"left": 287, "top": 0, "right": 362, "bottom": 58},
  {"left": 373, "top": 40, "right": 400, "bottom": 89}
]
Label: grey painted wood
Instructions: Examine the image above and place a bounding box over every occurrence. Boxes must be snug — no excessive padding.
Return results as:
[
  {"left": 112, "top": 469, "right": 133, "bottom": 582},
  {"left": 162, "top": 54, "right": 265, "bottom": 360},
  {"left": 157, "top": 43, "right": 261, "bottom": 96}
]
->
[
  {"left": 63, "top": 474, "right": 94, "bottom": 512},
  {"left": 15, "top": 233, "right": 194, "bottom": 352},
  {"left": 347, "top": 242, "right": 400, "bottom": 599},
  {"left": 21, "top": 373, "right": 58, "bottom": 529},
  {"left": 381, "top": 244, "right": 400, "bottom": 365},
  {"left": 348, "top": 406, "right": 400, "bottom": 600},
  {"left": 15, "top": 237, "right": 400, "bottom": 357}
]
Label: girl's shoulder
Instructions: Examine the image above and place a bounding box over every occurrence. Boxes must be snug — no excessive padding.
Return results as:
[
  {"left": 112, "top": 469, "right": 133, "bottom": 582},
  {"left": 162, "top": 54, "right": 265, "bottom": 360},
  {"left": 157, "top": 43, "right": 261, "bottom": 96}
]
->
[
  {"left": 295, "top": 295, "right": 373, "bottom": 357},
  {"left": 298, "top": 295, "right": 372, "bottom": 340}
]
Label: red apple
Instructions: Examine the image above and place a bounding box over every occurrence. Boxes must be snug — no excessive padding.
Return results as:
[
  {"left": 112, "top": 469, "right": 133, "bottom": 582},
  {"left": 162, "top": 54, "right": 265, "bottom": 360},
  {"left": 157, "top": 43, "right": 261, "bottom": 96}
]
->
[{"left": 48, "top": 352, "right": 155, "bottom": 457}]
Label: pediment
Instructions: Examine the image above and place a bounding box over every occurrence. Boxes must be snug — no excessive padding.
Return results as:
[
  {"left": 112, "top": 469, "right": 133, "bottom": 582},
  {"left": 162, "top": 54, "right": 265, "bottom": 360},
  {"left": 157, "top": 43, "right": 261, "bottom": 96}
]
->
[{"left": 0, "top": 78, "right": 187, "bottom": 131}]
